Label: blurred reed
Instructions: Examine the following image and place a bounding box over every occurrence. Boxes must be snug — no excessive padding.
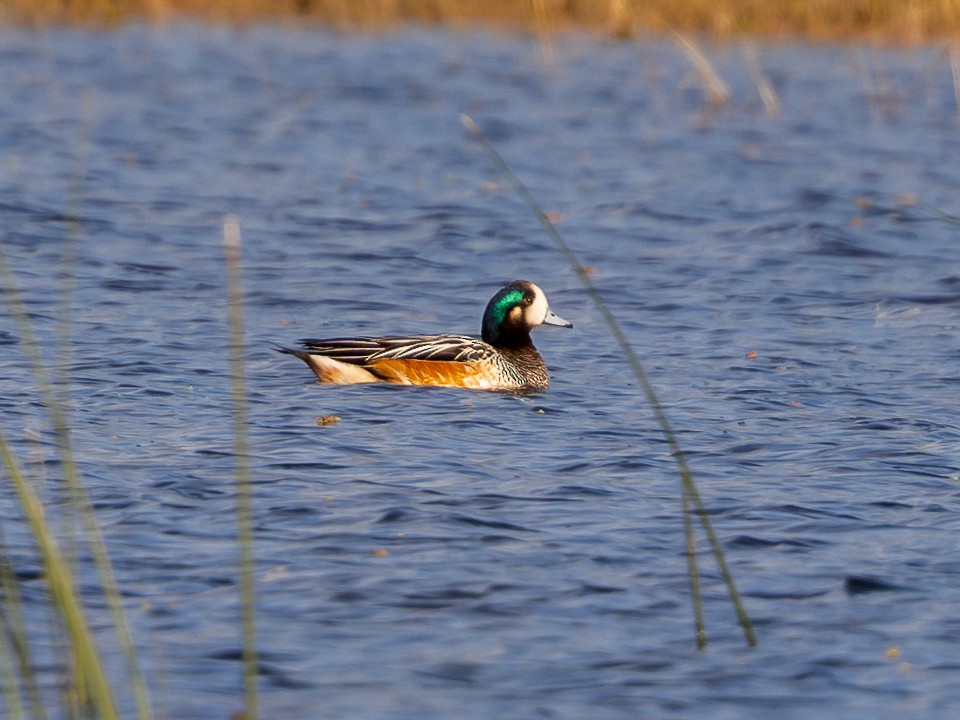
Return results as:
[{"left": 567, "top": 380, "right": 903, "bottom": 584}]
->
[
  {"left": 0, "top": 99, "right": 152, "bottom": 720},
  {"left": 462, "top": 114, "right": 758, "bottom": 649},
  {"left": 0, "top": 246, "right": 122, "bottom": 720},
  {"left": 223, "top": 215, "right": 259, "bottom": 720}
]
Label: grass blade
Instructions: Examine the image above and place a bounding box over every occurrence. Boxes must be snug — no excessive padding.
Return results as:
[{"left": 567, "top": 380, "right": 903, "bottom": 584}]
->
[
  {"left": 223, "top": 215, "right": 258, "bottom": 720},
  {"left": 0, "top": 98, "right": 155, "bottom": 716},
  {"left": 0, "top": 529, "right": 47, "bottom": 720},
  {"left": 0, "top": 431, "right": 119, "bottom": 719},
  {"left": 462, "top": 114, "right": 756, "bottom": 648},
  {"left": 0, "top": 624, "right": 26, "bottom": 720},
  {"left": 742, "top": 43, "right": 780, "bottom": 117},
  {"left": 680, "top": 480, "right": 707, "bottom": 648},
  {"left": 674, "top": 32, "right": 730, "bottom": 109}
]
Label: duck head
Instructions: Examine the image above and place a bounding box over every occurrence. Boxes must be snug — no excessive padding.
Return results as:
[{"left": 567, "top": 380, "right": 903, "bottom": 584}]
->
[{"left": 481, "top": 280, "right": 572, "bottom": 347}]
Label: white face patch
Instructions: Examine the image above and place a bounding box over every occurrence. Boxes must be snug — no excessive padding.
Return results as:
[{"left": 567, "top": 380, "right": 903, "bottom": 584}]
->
[{"left": 526, "top": 283, "right": 549, "bottom": 326}]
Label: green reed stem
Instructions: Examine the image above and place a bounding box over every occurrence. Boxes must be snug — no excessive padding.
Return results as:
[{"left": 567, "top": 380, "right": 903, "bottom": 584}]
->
[
  {"left": 0, "top": 241, "right": 119, "bottom": 717},
  {"left": 0, "top": 431, "right": 118, "bottom": 719},
  {"left": 62, "top": 89, "right": 154, "bottom": 720},
  {"left": 66, "top": 94, "right": 155, "bottom": 720},
  {"left": 0, "top": 528, "right": 47, "bottom": 720},
  {"left": 0, "top": 602, "right": 27, "bottom": 720},
  {"left": 462, "top": 114, "right": 756, "bottom": 648},
  {"left": 680, "top": 481, "right": 707, "bottom": 648},
  {"left": 917, "top": 199, "right": 960, "bottom": 227},
  {"left": 0, "top": 548, "right": 27, "bottom": 720},
  {"left": 223, "top": 215, "right": 258, "bottom": 720},
  {"left": 0, "top": 92, "right": 154, "bottom": 717}
]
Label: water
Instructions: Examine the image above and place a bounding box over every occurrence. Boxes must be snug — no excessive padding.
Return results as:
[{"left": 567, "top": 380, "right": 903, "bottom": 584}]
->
[{"left": 2, "top": 24, "right": 960, "bottom": 719}]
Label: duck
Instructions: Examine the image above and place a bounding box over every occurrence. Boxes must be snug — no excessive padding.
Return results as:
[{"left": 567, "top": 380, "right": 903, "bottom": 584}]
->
[{"left": 278, "top": 280, "right": 571, "bottom": 391}]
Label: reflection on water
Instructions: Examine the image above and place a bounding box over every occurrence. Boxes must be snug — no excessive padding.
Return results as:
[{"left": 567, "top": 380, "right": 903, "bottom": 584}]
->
[{"left": 1, "top": 25, "right": 960, "bottom": 720}]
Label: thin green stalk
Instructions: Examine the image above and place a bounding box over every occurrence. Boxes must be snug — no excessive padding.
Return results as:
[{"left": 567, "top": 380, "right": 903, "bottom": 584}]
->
[
  {"left": 0, "top": 602, "right": 27, "bottom": 720},
  {"left": 462, "top": 114, "right": 756, "bottom": 648},
  {"left": 0, "top": 138, "right": 154, "bottom": 719},
  {"left": 0, "top": 243, "right": 93, "bottom": 714},
  {"left": 918, "top": 199, "right": 960, "bottom": 226},
  {"left": 55, "top": 88, "right": 155, "bottom": 720},
  {"left": 0, "top": 531, "right": 47, "bottom": 720},
  {"left": 223, "top": 215, "right": 258, "bottom": 720},
  {"left": 0, "top": 431, "right": 118, "bottom": 719},
  {"left": 680, "top": 485, "right": 707, "bottom": 649}
]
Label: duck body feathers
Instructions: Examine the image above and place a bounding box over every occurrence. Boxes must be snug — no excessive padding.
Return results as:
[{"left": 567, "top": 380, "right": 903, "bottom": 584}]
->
[
  {"left": 279, "top": 334, "right": 547, "bottom": 390},
  {"left": 279, "top": 280, "right": 570, "bottom": 392}
]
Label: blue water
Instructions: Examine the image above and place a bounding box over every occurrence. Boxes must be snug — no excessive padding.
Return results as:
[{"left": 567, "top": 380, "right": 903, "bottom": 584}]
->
[{"left": 2, "top": 24, "right": 960, "bottom": 719}]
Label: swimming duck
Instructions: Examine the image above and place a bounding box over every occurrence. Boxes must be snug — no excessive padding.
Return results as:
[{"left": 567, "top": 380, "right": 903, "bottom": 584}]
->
[{"left": 279, "top": 280, "right": 571, "bottom": 391}]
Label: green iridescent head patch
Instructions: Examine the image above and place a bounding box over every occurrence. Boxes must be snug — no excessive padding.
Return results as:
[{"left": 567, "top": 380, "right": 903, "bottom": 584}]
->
[
  {"left": 488, "top": 289, "right": 525, "bottom": 328},
  {"left": 482, "top": 286, "right": 529, "bottom": 344}
]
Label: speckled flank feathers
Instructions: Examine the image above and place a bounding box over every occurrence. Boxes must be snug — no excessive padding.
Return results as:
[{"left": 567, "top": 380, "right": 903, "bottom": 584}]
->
[{"left": 278, "top": 280, "right": 571, "bottom": 391}]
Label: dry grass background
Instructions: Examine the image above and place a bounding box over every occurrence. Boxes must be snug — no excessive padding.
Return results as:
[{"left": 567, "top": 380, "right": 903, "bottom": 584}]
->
[{"left": 4, "top": 0, "right": 960, "bottom": 42}]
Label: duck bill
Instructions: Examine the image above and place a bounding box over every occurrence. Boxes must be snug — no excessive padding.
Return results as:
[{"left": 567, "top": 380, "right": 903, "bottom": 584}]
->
[{"left": 542, "top": 309, "right": 573, "bottom": 328}]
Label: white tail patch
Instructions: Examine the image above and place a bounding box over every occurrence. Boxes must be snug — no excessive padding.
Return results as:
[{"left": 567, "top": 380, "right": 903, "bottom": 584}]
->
[{"left": 305, "top": 354, "right": 381, "bottom": 384}]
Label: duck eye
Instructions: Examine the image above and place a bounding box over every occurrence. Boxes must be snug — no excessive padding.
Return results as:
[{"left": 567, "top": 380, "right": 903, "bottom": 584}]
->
[{"left": 522, "top": 294, "right": 533, "bottom": 306}]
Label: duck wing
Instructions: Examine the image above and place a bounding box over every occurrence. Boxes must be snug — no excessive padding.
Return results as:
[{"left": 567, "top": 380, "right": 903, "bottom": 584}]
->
[{"left": 298, "top": 334, "right": 492, "bottom": 365}]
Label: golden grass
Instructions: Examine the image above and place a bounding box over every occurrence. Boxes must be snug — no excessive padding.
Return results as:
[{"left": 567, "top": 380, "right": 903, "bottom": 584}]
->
[{"left": 3, "top": 0, "right": 960, "bottom": 42}]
